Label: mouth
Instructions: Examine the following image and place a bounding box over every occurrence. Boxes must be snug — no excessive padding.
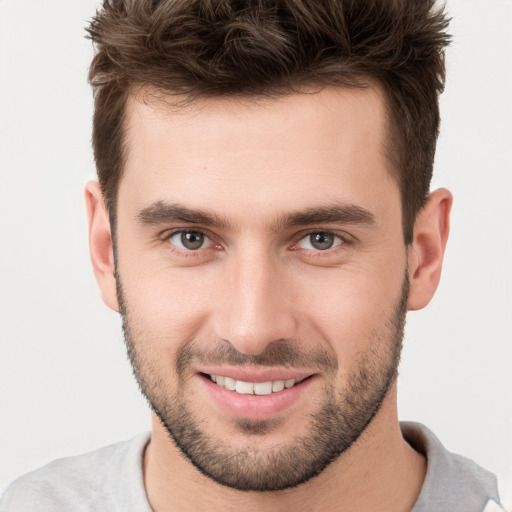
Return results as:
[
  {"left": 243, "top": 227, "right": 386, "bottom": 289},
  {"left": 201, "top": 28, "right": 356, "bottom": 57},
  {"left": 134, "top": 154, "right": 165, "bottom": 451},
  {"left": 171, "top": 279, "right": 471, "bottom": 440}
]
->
[
  {"left": 205, "top": 373, "right": 308, "bottom": 395},
  {"left": 197, "top": 369, "right": 315, "bottom": 420}
]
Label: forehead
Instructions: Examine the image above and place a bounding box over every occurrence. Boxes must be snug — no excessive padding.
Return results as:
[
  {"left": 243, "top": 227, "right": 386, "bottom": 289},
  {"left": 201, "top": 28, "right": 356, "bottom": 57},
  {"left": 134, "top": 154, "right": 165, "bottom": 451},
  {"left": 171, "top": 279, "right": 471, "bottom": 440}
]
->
[{"left": 119, "top": 86, "right": 398, "bottom": 226}]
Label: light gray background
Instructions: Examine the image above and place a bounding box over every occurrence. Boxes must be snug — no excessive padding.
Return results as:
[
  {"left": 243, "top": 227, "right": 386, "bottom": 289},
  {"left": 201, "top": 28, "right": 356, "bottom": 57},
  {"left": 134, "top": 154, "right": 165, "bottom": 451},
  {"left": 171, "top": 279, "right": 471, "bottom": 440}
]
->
[{"left": 1, "top": 0, "right": 511, "bottom": 499}]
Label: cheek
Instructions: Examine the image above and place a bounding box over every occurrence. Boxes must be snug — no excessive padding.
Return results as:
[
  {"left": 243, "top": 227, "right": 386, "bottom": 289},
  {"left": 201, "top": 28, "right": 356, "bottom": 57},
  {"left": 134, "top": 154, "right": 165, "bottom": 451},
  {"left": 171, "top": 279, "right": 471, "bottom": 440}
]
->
[
  {"left": 119, "top": 261, "right": 220, "bottom": 345},
  {"left": 297, "top": 265, "right": 404, "bottom": 360}
]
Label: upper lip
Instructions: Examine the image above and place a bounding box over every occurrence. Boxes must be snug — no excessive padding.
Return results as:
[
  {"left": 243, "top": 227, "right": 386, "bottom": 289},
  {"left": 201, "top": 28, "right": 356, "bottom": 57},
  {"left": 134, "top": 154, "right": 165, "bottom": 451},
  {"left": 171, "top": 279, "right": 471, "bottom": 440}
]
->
[{"left": 197, "top": 367, "right": 314, "bottom": 383}]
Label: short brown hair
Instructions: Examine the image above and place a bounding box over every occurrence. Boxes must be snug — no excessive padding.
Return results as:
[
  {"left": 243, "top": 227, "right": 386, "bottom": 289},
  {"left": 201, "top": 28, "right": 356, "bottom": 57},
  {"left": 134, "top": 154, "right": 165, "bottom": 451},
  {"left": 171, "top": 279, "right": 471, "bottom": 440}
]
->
[{"left": 87, "top": 0, "right": 450, "bottom": 243}]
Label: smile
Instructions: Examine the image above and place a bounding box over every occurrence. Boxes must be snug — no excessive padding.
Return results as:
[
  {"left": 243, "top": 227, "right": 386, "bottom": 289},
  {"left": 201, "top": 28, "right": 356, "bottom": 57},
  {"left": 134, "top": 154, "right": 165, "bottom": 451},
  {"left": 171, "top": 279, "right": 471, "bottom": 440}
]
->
[{"left": 208, "top": 374, "right": 306, "bottom": 395}]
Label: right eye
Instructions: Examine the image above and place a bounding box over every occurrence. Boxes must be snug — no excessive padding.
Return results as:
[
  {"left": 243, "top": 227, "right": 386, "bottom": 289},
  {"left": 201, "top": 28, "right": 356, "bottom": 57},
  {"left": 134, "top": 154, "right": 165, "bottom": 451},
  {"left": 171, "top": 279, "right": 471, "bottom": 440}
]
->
[{"left": 168, "top": 230, "right": 213, "bottom": 251}]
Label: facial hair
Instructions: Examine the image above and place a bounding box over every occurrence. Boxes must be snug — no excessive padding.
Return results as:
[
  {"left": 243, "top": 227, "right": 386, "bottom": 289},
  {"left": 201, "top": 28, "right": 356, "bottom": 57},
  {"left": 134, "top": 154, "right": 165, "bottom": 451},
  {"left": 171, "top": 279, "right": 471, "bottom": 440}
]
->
[{"left": 117, "top": 271, "right": 408, "bottom": 492}]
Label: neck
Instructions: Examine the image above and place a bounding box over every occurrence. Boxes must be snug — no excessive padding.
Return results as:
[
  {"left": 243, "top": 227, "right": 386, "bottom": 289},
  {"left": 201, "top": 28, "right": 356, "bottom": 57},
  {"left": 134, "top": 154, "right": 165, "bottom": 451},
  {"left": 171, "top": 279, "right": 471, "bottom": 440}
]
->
[{"left": 144, "top": 388, "right": 426, "bottom": 512}]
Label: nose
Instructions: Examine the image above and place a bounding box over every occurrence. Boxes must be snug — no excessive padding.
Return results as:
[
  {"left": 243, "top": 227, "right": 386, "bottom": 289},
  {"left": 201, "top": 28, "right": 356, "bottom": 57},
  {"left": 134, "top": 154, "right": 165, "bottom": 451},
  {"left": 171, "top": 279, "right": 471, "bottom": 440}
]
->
[{"left": 213, "top": 247, "right": 297, "bottom": 355}]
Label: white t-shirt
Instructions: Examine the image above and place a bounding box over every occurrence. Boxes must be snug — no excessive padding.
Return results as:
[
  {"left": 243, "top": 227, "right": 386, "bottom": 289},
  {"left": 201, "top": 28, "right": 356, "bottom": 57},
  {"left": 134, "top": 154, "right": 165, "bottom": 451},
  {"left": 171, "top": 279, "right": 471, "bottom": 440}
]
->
[{"left": 0, "top": 422, "right": 504, "bottom": 511}]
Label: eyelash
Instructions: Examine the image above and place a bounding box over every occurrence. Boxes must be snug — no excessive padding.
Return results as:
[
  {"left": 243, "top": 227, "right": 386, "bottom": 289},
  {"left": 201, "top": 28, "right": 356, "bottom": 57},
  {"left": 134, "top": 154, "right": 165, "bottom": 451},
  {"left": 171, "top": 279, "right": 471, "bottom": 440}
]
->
[{"left": 162, "top": 229, "right": 352, "bottom": 259}]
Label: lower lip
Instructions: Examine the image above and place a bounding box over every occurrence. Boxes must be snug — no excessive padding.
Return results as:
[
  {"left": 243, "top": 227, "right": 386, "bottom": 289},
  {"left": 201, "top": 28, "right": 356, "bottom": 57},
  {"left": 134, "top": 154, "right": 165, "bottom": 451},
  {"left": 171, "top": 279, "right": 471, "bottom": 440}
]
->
[{"left": 198, "top": 374, "right": 315, "bottom": 420}]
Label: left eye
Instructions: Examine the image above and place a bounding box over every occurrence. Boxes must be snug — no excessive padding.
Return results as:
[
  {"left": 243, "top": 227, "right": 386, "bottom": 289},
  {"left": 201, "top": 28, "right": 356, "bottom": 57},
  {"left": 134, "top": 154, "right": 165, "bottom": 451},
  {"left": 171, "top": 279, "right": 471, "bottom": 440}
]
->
[
  {"left": 168, "top": 230, "right": 212, "bottom": 251},
  {"left": 297, "top": 232, "right": 344, "bottom": 251}
]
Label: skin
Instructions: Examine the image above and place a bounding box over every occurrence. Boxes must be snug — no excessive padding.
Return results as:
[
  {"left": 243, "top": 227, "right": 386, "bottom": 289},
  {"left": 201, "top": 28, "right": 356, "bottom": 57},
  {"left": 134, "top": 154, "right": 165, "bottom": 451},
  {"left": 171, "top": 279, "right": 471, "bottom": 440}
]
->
[{"left": 86, "top": 86, "right": 452, "bottom": 511}]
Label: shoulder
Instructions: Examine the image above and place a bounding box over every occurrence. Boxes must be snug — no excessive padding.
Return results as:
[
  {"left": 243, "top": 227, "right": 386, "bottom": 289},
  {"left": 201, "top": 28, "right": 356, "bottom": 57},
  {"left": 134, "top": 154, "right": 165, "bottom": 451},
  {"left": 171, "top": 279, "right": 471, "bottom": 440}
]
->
[
  {"left": 0, "top": 433, "right": 151, "bottom": 512},
  {"left": 401, "top": 422, "right": 505, "bottom": 512}
]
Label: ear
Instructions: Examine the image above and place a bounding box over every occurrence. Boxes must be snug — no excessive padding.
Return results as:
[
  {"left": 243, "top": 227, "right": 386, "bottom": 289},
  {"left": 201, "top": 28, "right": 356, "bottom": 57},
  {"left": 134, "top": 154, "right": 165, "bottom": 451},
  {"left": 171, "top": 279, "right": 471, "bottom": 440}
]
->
[
  {"left": 84, "top": 181, "right": 119, "bottom": 312},
  {"left": 407, "top": 188, "right": 453, "bottom": 311}
]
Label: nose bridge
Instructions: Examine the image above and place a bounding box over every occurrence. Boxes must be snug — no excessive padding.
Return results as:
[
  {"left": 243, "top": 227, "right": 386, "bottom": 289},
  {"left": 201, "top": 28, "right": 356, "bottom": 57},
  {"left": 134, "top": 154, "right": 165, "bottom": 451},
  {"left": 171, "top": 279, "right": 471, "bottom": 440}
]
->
[{"left": 215, "top": 242, "right": 296, "bottom": 355}]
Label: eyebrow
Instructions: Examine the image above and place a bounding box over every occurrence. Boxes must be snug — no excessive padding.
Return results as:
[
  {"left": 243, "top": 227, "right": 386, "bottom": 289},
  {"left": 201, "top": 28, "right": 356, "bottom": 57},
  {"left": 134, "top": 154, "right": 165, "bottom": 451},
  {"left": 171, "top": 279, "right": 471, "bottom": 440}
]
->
[
  {"left": 273, "top": 204, "right": 376, "bottom": 231},
  {"left": 136, "top": 201, "right": 376, "bottom": 231},
  {"left": 137, "top": 201, "right": 232, "bottom": 230}
]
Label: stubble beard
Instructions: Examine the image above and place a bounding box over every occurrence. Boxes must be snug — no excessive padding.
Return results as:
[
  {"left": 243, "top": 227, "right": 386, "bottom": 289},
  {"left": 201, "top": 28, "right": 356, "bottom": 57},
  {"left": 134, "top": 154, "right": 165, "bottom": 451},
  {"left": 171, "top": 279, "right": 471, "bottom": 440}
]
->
[{"left": 117, "top": 272, "right": 408, "bottom": 492}]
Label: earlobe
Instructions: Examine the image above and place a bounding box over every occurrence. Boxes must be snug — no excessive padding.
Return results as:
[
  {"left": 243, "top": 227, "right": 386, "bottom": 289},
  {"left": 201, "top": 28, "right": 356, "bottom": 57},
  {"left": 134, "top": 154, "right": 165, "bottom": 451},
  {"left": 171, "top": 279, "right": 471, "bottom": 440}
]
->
[
  {"left": 84, "top": 181, "right": 119, "bottom": 312},
  {"left": 407, "top": 188, "right": 453, "bottom": 311}
]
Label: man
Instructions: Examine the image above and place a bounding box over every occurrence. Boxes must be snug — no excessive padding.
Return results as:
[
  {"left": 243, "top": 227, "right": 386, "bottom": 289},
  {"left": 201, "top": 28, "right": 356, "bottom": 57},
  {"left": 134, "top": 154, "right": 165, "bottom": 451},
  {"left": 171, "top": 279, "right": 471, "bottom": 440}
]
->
[{"left": 0, "top": 0, "right": 506, "bottom": 511}]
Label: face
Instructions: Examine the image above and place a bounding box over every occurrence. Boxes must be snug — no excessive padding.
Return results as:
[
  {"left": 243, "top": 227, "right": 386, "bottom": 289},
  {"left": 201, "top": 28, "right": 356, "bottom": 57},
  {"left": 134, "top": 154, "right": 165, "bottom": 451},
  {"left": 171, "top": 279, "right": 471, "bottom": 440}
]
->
[{"left": 114, "top": 87, "right": 409, "bottom": 491}]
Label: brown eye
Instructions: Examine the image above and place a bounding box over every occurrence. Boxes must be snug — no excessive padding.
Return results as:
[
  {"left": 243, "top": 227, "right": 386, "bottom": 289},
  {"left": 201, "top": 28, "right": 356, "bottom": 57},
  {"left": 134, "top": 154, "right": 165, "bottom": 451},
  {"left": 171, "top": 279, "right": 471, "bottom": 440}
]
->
[
  {"left": 169, "top": 230, "right": 209, "bottom": 250},
  {"left": 298, "top": 232, "right": 343, "bottom": 251}
]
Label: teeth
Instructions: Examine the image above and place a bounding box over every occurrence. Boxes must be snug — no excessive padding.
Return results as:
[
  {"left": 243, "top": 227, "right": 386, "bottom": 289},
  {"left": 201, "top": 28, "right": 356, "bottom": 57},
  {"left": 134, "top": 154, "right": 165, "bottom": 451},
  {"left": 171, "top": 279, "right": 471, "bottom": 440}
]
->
[
  {"left": 209, "top": 375, "right": 304, "bottom": 395},
  {"left": 235, "top": 380, "right": 254, "bottom": 394},
  {"left": 224, "top": 376, "right": 236, "bottom": 391},
  {"left": 253, "top": 381, "right": 272, "bottom": 395},
  {"left": 272, "top": 380, "right": 285, "bottom": 392}
]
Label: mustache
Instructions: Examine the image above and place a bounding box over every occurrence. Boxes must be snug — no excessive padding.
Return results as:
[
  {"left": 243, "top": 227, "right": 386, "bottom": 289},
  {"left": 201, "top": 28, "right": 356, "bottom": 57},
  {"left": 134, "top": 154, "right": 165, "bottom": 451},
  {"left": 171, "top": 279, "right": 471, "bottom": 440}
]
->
[{"left": 176, "top": 339, "right": 338, "bottom": 374}]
